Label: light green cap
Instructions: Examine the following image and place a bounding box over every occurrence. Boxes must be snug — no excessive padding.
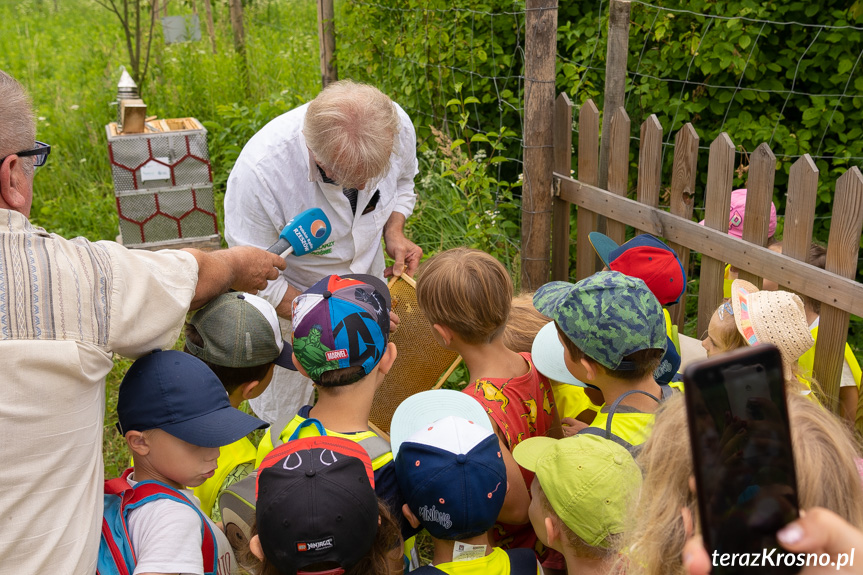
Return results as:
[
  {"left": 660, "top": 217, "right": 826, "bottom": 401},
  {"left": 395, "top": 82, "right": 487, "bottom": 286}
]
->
[{"left": 512, "top": 434, "right": 642, "bottom": 548}]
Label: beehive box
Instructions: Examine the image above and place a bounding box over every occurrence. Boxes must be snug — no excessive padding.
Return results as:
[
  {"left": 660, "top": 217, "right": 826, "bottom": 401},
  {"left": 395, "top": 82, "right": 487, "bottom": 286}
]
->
[{"left": 106, "top": 118, "right": 220, "bottom": 249}]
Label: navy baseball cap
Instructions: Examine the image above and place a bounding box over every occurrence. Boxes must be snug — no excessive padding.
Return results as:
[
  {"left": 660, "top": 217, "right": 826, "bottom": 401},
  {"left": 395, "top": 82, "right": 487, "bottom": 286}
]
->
[
  {"left": 394, "top": 416, "right": 506, "bottom": 540},
  {"left": 256, "top": 436, "right": 379, "bottom": 575},
  {"left": 117, "top": 350, "right": 268, "bottom": 448}
]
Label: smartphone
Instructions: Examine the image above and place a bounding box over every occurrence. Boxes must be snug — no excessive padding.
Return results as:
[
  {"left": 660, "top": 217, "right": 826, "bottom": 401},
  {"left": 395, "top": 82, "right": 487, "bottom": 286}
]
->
[{"left": 684, "top": 344, "right": 800, "bottom": 574}]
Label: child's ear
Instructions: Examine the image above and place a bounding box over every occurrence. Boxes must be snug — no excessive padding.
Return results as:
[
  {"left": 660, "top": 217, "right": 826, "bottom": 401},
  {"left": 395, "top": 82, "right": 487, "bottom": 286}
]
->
[
  {"left": 240, "top": 379, "right": 261, "bottom": 401},
  {"left": 249, "top": 534, "right": 264, "bottom": 561},
  {"left": 402, "top": 504, "right": 422, "bottom": 529},
  {"left": 292, "top": 352, "right": 311, "bottom": 379},
  {"left": 432, "top": 323, "right": 453, "bottom": 347},
  {"left": 544, "top": 516, "right": 559, "bottom": 548},
  {"left": 580, "top": 357, "right": 598, "bottom": 381},
  {"left": 377, "top": 342, "right": 398, "bottom": 376},
  {"left": 125, "top": 430, "right": 151, "bottom": 457}
]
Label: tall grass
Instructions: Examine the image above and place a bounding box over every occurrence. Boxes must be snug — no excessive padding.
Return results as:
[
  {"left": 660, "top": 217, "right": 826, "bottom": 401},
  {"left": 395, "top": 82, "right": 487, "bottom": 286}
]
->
[
  {"left": 1, "top": 0, "right": 322, "bottom": 476},
  {"left": 0, "top": 0, "right": 319, "bottom": 240}
]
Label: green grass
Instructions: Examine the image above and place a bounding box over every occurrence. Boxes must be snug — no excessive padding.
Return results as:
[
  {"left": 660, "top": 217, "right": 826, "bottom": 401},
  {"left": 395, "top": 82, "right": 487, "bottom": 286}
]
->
[{"left": 1, "top": 0, "right": 322, "bottom": 476}]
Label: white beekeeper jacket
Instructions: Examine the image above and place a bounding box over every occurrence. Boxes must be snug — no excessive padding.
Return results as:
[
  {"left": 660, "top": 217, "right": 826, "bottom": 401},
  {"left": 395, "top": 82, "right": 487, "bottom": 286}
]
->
[{"left": 224, "top": 101, "right": 418, "bottom": 423}]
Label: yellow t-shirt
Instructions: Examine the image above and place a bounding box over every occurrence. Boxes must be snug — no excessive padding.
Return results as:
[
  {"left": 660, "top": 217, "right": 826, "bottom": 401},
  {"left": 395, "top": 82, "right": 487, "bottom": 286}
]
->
[
  {"left": 588, "top": 410, "right": 655, "bottom": 448},
  {"left": 433, "top": 547, "right": 541, "bottom": 575},
  {"left": 551, "top": 382, "right": 600, "bottom": 421}
]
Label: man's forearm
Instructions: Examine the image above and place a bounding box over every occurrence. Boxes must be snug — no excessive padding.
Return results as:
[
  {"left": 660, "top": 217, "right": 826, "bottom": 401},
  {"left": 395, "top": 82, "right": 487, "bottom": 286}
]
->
[{"left": 183, "top": 246, "right": 284, "bottom": 310}]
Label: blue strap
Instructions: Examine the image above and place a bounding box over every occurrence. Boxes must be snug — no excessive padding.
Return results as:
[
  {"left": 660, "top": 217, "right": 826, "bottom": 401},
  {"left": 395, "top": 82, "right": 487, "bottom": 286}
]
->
[{"left": 288, "top": 417, "right": 327, "bottom": 441}]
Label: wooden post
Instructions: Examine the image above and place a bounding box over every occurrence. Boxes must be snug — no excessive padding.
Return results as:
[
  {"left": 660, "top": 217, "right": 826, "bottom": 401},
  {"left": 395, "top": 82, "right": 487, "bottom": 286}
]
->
[
  {"left": 737, "top": 143, "right": 776, "bottom": 288},
  {"left": 605, "top": 107, "right": 631, "bottom": 246},
  {"left": 666, "top": 123, "right": 699, "bottom": 331},
  {"left": 521, "top": 0, "right": 558, "bottom": 291},
  {"left": 576, "top": 99, "right": 600, "bottom": 281},
  {"left": 202, "top": 0, "right": 217, "bottom": 54},
  {"left": 597, "top": 0, "right": 631, "bottom": 234},
  {"left": 317, "top": 0, "right": 338, "bottom": 87},
  {"left": 697, "top": 133, "right": 735, "bottom": 338},
  {"left": 635, "top": 115, "right": 662, "bottom": 235},
  {"left": 552, "top": 93, "right": 574, "bottom": 281},
  {"left": 814, "top": 168, "right": 863, "bottom": 415},
  {"left": 229, "top": 0, "right": 250, "bottom": 96}
]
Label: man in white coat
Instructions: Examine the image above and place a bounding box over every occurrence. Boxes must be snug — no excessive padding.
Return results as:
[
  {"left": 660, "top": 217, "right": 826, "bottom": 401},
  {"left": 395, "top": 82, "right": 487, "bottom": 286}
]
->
[{"left": 225, "top": 80, "right": 422, "bottom": 423}]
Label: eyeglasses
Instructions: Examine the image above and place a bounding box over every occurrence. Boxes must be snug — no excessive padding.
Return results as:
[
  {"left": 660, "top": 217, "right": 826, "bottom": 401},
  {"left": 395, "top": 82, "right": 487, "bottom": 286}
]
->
[{"left": 0, "top": 141, "right": 51, "bottom": 168}]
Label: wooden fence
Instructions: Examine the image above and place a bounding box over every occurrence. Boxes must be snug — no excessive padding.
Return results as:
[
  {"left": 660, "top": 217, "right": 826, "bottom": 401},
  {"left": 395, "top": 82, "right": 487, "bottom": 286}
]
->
[{"left": 550, "top": 93, "right": 863, "bottom": 426}]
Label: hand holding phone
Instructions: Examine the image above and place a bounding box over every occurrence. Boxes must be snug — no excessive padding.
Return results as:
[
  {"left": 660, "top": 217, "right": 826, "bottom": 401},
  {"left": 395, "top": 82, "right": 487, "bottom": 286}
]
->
[{"left": 684, "top": 345, "right": 801, "bottom": 574}]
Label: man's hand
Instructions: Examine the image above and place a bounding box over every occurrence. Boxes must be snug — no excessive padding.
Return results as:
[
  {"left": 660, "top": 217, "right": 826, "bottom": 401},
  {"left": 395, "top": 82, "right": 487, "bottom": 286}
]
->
[
  {"left": 383, "top": 212, "right": 422, "bottom": 277},
  {"left": 185, "top": 246, "right": 285, "bottom": 310},
  {"left": 389, "top": 310, "right": 400, "bottom": 334}
]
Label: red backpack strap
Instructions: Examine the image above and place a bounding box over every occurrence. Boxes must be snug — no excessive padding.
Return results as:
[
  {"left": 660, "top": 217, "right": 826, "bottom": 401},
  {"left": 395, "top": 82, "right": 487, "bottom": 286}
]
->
[
  {"left": 124, "top": 481, "right": 219, "bottom": 575},
  {"left": 104, "top": 468, "right": 135, "bottom": 496}
]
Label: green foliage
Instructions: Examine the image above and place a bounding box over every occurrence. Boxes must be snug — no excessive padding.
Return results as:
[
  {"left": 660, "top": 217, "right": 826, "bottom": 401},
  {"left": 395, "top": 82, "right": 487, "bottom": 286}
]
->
[
  {"left": 0, "top": 0, "right": 319, "bottom": 241},
  {"left": 406, "top": 89, "right": 522, "bottom": 280}
]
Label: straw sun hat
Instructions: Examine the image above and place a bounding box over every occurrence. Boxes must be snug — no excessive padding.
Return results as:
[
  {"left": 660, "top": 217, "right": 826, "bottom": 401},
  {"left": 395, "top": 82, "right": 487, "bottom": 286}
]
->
[{"left": 729, "top": 279, "right": 814, "bottom": 368}]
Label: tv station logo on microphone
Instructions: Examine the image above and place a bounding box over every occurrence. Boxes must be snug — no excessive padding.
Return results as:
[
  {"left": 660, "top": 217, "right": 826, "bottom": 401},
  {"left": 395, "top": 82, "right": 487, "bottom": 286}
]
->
[
  {"left": 310, "top": 219, "right": 327, "bottom": 239},
  {"left": 293, "top": 219, "right": 328, "bottom": 253}
]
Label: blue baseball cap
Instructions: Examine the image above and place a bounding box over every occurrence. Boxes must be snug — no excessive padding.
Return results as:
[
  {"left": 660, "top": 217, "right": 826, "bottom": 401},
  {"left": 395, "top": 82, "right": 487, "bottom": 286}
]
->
[
  {"left": 117, "top": 350, "right": 268, "bottom": 447},
  {"left": 394, "top": 415, "right": 506, "bottom": 540}
]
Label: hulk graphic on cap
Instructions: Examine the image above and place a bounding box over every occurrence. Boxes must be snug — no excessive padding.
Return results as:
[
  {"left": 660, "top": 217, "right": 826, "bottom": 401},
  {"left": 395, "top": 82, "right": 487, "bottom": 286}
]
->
[{"left": 293, "top": 325, "right": 340, "bottom": 380}]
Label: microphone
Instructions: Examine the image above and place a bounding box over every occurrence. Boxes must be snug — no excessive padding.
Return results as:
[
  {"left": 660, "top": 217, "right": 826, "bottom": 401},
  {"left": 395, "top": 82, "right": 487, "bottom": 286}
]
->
[{"left": 267, "top": 208, "right": 332, "bottom": 258}]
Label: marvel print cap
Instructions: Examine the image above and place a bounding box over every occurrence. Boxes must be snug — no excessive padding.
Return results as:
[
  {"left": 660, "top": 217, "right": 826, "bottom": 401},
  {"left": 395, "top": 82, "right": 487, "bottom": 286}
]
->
[
  {"left": 256, "top": 436, "right": 378, "bottom": 575},
  {"left": 286, "top": 274, "right": 391, "bottom": 385},
  {"left": 533, "top": 271, "right": 666, "bottom": 371},
  {"left": 589, "top": 232, "right": 687, "bottom": 306},
  {"left": 394, "top": 415, "right": 507, "bottom": 540},
  {"left": 186, "top": 292, "right": 293, "bottom": 369}
]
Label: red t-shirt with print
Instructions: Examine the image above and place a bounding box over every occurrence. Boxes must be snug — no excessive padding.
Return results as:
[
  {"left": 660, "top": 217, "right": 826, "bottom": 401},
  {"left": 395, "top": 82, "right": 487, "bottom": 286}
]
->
[{"left": 462, "top": 352, "right": 558, "bottom": 562}]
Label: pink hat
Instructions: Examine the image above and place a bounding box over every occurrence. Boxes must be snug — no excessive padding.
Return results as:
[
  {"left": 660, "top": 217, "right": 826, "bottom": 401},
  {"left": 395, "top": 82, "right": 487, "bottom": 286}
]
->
[{"left": 700, "top": 188, "right": 777, "bottom": 239}]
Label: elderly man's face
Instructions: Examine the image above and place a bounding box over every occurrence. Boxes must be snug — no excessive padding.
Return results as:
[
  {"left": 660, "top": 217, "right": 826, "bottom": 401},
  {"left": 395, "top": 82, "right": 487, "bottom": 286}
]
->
[{"left": 310, "top": 150, "right": 367, "bottom": 191}]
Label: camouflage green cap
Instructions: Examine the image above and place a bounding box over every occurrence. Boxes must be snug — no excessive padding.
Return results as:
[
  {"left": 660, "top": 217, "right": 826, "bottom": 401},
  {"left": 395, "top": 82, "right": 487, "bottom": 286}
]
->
[{"left": 533, "top": 271, "right": 666, "bottom": 370}]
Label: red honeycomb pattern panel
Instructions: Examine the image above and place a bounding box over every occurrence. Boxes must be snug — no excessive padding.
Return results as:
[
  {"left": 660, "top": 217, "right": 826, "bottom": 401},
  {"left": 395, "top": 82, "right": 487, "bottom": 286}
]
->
[
  {"left": 108, "top": 134, "right": 213, "bottom": 191},
  {"left": 115, "top": 186, "right": 218, "bottom": 245}
]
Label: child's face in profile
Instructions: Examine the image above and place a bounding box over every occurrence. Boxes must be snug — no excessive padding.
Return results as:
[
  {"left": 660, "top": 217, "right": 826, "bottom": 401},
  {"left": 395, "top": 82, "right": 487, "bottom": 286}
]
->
[{"left": 144, "top": 429, "right": 220, "bottom": 489}]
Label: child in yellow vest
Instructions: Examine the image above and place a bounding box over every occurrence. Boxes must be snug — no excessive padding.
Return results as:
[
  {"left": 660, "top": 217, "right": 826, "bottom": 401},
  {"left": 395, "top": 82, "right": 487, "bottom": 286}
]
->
[
  {"left": 532, "top": 272, "right": 672, "bottom": 451},
  {"left": 183, "top": 292, "right": 292, "bottom": 521},
  {"left": 513, "top": 434, "right": 642, "bottom": 575},
  {"left": 253, "top": 274, "right": 418, "bottom": 567},
  {"left": 391, "top": 390, "right": 543, "bottom": 574}
]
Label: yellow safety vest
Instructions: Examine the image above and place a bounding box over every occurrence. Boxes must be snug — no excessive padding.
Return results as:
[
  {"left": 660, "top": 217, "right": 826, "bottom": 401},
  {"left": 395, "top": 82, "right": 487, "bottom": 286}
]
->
[
  {"left": 255, "top": 413, "right": 393, "bottom": 471},
  {"left": 798, "top": 326, "right": 862, "bottom": 390},
  {"left": 193, "top": 436, "right": 256, "bottom": 519}
]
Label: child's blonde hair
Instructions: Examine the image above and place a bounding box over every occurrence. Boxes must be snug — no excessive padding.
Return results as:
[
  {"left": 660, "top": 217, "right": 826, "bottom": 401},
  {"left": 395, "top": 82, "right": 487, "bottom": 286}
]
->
[
  {"left": 417, "top": 247, "right": 512, "bottom": 344},
  {"left": 502, "top": 292, "right": 550, "bottom": 353},
  {"left": 621, "top": 392, "right": 863, "bottom": 575}
]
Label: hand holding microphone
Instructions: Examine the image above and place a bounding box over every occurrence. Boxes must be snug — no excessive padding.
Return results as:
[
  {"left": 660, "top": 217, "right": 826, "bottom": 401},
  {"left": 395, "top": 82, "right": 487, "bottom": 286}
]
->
[{"left": 267, "top": 208, "right": 332, "bottom": 257}]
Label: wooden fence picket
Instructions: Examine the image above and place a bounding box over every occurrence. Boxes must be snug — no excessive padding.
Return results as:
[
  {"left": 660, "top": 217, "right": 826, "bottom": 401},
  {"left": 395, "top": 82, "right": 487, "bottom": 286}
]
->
[
  {"left": 782, "top": 155, "right": 819, "bottom": 266},
  {"left": 666, "top": 123, "right": 699, "bottom": 330},
  {"left": 814, "top": 168, "right": 863, "bottom": 415},
  {"left": 697, "top": 133, "right": 735, "bottom": 337},
  {"left": 576, "top": 99, "right": 600, "bottom": 281},
  {"left": 606, "top": 107, "right": 631, "bottom": 246},
  {"left": 737, "top": 143, "right": 777, "bottom": 288},
  {"left": 552, "top": 93, "right": 574, "bottom": 282},
  {"left": 636, "top": 115, "right": 662, "bottom": 236}
]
